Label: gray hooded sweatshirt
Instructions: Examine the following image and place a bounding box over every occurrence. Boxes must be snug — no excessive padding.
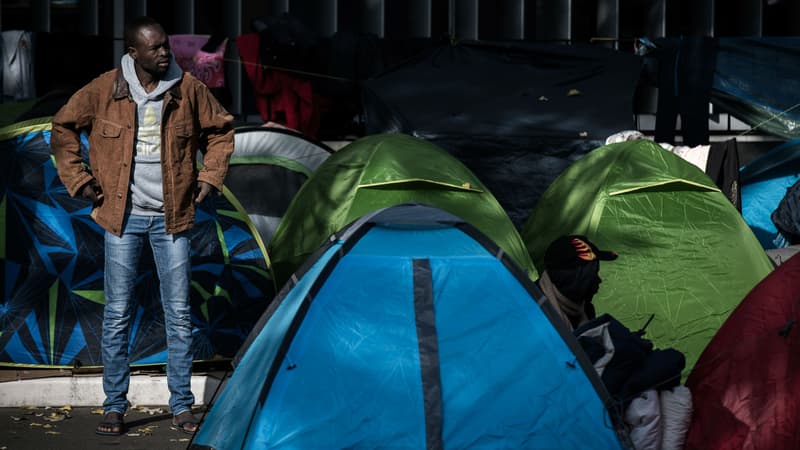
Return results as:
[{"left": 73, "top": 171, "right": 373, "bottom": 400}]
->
[{"left": 121, "top": 53, "right": 183, "bottom": 215}]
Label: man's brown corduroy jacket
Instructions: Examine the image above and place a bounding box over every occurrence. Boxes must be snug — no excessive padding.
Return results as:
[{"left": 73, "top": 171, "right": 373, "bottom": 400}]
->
[{"left": 52, "top": 68, "right": 234, "bottom": 236}]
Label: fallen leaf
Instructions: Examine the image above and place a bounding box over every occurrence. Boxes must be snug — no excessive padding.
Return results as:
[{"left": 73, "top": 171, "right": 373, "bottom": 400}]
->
[
  {"left": 136, "top": 425, "right": 158, "bottom": 436},
  {"left": 131, "top": 405, "right": 166, "bottom": 415},
  {"left": 90, "top": 408, "right": 104, "bottom": 415},
  {"left": 44, "top": 431, "right": 62, "bottom": 436},
  {"left": 567, "top": 88, "right": 582, "bottom": 96},
  {"left": 29, "top": 422, "right": 43, "bottom": 427},
  {"left": 10, "top": 416, "right": 23, "bottom": 422},
  {"left": 579, "top": 131, "right": 588, "bottom": 137},
  {"left": 43, "top": 412, "right": 68, "bottom": 422},
  {"left": 538, "top": 95, "right": 549, "bottom": 102},
  {"left": 127, "top": 433, "right": 141, "bottom": 437},
  {"left": 58, "top": 405, "right": 72, "bottom": 412}
]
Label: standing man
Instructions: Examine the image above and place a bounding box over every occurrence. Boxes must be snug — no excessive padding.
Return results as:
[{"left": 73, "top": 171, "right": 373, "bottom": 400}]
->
[{"left": 51, "top": 16, "right": 234, "bottom": 436}]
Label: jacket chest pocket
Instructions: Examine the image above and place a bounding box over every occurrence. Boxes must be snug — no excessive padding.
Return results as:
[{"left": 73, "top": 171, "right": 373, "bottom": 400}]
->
[
  {"left": 98, "top": 119, "right": 123, "bottom": 139},
  {"left": 170, "top": 121, "right": 195, "bottom": 163}
]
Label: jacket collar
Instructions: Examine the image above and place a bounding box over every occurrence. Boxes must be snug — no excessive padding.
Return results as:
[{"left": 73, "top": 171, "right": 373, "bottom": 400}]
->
[
  {"left": 113, "top": 69, "right": 129, "bottom": 100},
  {"left": 113, "top": 68, "right": 183, "bottom": 101}
]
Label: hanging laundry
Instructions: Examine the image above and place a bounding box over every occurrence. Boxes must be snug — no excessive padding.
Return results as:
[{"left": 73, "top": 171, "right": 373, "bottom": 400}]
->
[
  {"left": 2, "top": 30, "right": 36, "bottom": 100},
  {"left": 235, "top": 32, "right": 320, "bottom": 137},
  {"left": 168, "top": 34, "right": 228, "bottom": 88}
]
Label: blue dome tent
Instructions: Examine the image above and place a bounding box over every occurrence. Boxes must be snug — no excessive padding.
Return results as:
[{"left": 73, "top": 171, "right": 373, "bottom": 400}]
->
[{"left": 192, "top": 204, "right": 628, "bottom": 450}]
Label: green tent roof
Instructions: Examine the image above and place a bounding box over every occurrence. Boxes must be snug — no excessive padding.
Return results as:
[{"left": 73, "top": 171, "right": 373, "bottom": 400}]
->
[
  {"left": 269, "top": 133, "right": 535, "bottom": 289},
  {"left": 522, "top": 139, "right": 774, "bottom": 378}
]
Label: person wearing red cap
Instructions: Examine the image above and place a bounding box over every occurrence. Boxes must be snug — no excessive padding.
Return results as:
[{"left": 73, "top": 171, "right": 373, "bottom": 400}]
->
[
  {"left": 539, "top": 236, "right": 689, "bottom": 450},
  {"left": 537, "top": 235, "right": 618, "bottom": 330}
]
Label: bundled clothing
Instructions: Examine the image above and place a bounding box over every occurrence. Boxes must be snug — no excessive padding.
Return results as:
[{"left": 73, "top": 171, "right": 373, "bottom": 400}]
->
[
  {"left": 772, "top": 177, "right": 800, "bottom": 245},
  {"left": 574, "top": 315, "right": 690, "bottom": 450},
  {"left": 574, "top": 314, "right": 685, "bottom": 405}
]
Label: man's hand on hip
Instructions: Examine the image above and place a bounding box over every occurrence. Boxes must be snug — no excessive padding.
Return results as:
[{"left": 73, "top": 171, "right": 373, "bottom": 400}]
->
[
  {"left": 80, "top": 179, "right": 103, "bottom": 204},
  {"left": 195, "top": 181, "right": 218, "bottom": 203}
]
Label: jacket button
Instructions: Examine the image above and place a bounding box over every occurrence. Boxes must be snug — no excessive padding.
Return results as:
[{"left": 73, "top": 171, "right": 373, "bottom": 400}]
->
[
  {"left": 122, "top": 162, "right": 128, "bottom": 167},
  {"left": 117, "top": 193, "right": 122, "bottom": 199}
]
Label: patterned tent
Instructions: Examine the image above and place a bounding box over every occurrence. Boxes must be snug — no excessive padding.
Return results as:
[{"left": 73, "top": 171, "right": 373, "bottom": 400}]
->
[{"left": 0, "top": 118, "right": 275, "bottom": 367}]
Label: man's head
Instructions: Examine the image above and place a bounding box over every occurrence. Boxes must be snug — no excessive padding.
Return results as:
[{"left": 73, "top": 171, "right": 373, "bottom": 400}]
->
[
  {"left": 543, "top": 235, "right": 617, "bottom": 303},
  {"left": 125, "top": 16, "right": 171, "bottom": 78}
]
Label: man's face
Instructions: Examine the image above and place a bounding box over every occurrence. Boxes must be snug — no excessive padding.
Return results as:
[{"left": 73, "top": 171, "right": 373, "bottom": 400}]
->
[
  {"left": 588, "top": 273, "right": 602, "bottom": 298},
  {"left": 130, "top": 25, "right": 171, "bottom": 77}
]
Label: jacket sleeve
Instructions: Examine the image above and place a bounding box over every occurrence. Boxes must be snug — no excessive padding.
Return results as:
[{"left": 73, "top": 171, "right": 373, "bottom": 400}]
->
[
  {"left": 195, "top": 81, "right": 234, "bottom": 191},
  {"left": 51, "top": 85, "right": 96, "bottom": 197}
]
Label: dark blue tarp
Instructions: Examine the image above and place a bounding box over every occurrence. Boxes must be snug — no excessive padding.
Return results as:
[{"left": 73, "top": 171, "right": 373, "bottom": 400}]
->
[
  {"left": 711, "top": 38, "right": 800, "bottom": 139},
  {"left": 362, "top": 41, "right": 642, "bottom": 228}
]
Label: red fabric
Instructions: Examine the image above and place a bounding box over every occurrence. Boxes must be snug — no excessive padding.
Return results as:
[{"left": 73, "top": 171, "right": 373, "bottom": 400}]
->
[
  {"left": 235, "top": 33, "right": 319, "bottom": 137},
  {"left": 685, "top": 253, "right": 800, "bottom": 450}
]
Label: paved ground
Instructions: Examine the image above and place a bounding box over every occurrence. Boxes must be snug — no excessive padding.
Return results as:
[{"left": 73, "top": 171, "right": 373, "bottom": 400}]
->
[{"left": 0, "top": 404, "right": 208, "bottom": 450}]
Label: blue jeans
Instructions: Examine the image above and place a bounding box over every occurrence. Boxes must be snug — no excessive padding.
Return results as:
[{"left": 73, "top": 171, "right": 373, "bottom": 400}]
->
[{"left": 102, "top": 214, "right": 195, "bottom": 416}]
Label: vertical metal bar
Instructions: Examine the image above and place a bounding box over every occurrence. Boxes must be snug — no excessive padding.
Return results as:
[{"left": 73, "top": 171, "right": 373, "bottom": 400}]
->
[
  {"left": 536, "top": 0, "right": 570, "bottom": 42},
  {"left": 80, "top": 0, "right": 100, "bottom": 35},
  {"left": 596, "top": 0, "right": 618, "bottom": 46},
  {"left": 362, "top": 0, "right": 385, "bottom": 37},
  {"left": 175, "top": 0, "right": 195, "bottom": 34},
  {"left": 501, "top": 0, "right": 524, "bottom": 39},
  {"left": 288, "top": 0, "right": 336, "bottom": 37},
  {"left": 409, "top": 0, "right": 432, "bottom": 37},
  {"left": 644, "top": 0, "right": 664, "bottom": 38},
  {"left": 324, "top": 0, "right": 338, "bottom": 36},
  {"left": 224, "top": 0, "right": 243, "bottom": 115},
  {"left": 127, "top": 0, "right": 147, "bottom": 19},
  {"left": 448, "top": 0, "right": 455, "bottom": 37},
  {"left": 32, "top": 0, "right": 51, "bottom": 32},
  {"left": 454, "top": 0, "right": 478, "bottom": 40},
  {"left": 701, "top": 0, "right": 714, "bottom": 36},
  {"left": 113, "top": 0, "right": 125, "bottom": 65},
  {"left": 269, "top": 0, "right": 290, "bottom": 15},
  {"left": 735, "top": 0, "right": 761, "bottom": 36}
]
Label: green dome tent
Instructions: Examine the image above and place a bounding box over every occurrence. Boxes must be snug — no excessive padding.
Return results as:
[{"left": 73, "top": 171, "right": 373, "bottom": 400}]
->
[
  {"left": 268, "top": 133, "right": 535, "bottom": 290},
  {"left": 521, "top": 139, "right": 773, "bottom": 377}
]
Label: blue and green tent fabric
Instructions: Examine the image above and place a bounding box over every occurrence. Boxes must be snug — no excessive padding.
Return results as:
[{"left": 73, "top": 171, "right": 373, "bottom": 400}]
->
[
  {"left": 522, "top": 139, "right": 774, "bottom": 379},
  {"left": 740, "top": 137, "right": 800, "bottom": 249},
  {"left": 225, "top": 126, "right": 333, "bottom": 246},
  {"left": 192, "top": 204, "right": 628, "bottom": 450},
  {"left": 0, "top": 118, "right": 275, "bottom": 367},
  {"left": 267, "top": 133, "right": 536, "bottom": 291}
]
